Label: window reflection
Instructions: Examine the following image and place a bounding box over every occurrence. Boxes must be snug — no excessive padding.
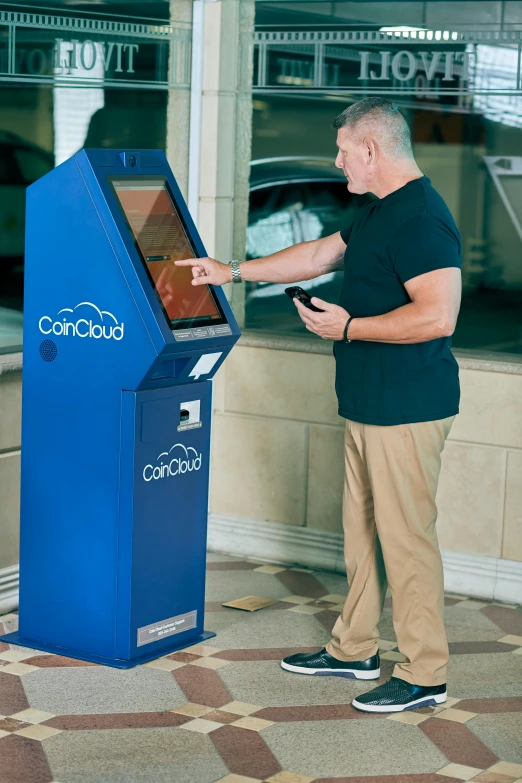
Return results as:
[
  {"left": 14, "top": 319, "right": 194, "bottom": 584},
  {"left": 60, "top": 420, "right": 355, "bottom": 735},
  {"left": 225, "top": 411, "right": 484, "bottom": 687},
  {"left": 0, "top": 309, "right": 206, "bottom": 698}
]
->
[
  {"left": 248, "top": 76, "right": 522, "bottom": 353},
  {"left": 471, "top": 44, "right": 522, "bottom": 128},
  {"left": 246, "top": 172, "right": 370, "bottom": 334},
  {"left": 0, "top": 84, "right": 166, "bottom": 353}
]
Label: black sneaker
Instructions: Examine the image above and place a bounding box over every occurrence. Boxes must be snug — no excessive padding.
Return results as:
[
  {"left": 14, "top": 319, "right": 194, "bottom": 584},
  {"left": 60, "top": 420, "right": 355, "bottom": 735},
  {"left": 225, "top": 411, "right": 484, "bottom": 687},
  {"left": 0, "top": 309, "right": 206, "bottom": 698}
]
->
[
  {"left": 281, "top": 648, "right": 380, "bottom": 680},
  {"left": 352, "top": 676, "right": 447, "bottom": 712}
]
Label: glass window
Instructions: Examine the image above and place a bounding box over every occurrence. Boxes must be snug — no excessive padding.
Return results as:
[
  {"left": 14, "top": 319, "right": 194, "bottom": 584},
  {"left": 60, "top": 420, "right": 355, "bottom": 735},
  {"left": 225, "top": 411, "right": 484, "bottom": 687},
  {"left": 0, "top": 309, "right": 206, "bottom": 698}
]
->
[
  {"left": 0, "top": 3, "right": 181, "bottom": 354},
  {"left": 246, "top": 177, "right": 370, "bottom": 334},
  {"left": 247, "top": 3, "right": 522, "bottom": 357},
  {"left": 0, "top": 84, "right": 167, "bottom": 354},
  {"left": 0, "top": 146, "right": 13, "bottom": 185},
  {"left": 12, "top": 147, "right": 53, "bottom": 185}
]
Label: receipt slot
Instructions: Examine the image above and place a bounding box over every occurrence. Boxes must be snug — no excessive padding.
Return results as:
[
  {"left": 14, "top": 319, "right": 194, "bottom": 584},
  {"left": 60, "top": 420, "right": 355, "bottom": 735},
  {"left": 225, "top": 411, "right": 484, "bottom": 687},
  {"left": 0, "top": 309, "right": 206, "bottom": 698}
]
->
[{"left": 0, "top": 149, "right": 240, "bottom": 667}]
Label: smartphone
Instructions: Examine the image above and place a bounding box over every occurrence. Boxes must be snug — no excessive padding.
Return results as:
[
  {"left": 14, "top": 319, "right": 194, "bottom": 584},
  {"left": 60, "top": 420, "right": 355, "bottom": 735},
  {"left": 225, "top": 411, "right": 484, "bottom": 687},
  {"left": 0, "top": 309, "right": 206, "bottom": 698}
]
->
[{"left": 285, "top": 286, "right": 324, "bottom": 312}]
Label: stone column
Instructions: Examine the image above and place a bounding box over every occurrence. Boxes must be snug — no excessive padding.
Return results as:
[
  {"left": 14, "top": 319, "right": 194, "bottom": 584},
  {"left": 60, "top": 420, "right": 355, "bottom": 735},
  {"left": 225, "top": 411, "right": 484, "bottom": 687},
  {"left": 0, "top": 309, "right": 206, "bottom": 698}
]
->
[
  {"left": 166, "top": 0, "right": 193, "bottom": 200},
  {"left": 198, "top": 0, "right": 255, "bottom": 324}
]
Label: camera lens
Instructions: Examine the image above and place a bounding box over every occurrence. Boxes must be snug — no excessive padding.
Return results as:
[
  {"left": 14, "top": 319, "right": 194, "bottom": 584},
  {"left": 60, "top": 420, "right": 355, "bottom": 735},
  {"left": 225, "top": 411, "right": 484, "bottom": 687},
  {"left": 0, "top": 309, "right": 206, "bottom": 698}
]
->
[{"left": 128, "top": 154, "right": 137, "bottom": 167}]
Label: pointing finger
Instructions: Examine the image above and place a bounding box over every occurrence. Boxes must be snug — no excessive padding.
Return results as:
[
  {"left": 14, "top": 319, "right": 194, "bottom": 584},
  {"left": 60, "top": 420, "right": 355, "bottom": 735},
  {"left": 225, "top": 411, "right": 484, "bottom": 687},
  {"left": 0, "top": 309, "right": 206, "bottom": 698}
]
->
[{"left": 175, "top": 258, "right": 203, "bottom": 267}]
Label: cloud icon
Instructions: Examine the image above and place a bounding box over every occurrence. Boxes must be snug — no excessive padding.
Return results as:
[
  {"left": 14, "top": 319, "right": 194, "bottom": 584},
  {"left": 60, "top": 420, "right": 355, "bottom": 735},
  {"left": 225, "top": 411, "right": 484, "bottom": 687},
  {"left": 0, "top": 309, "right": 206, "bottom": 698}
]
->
[{"left": 57, "top": 302, "right": 119, "bottom": 323}]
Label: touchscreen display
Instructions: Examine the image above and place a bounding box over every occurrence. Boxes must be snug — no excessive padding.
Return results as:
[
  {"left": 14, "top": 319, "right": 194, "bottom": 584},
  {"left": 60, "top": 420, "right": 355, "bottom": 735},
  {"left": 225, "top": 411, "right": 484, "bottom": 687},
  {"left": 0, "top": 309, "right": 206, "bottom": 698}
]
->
[{"left": 110, "top": 176, "right": 224, "bottom": 329}]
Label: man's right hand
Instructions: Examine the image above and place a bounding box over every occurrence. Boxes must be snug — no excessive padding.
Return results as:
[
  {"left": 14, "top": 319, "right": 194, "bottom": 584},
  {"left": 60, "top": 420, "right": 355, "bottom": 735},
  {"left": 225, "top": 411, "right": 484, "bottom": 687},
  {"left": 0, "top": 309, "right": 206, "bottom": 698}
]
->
[{"left": 174, "top": 256, "right": 232, "bottom": 287}]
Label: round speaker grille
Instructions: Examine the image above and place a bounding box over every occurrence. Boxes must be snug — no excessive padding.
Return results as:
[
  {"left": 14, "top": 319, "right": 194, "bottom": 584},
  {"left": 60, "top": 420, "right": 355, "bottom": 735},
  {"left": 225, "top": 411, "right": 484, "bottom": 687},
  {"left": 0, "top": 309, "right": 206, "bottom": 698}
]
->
[{"left": 39, "top": 339, "right": 58, "bottom": 362}]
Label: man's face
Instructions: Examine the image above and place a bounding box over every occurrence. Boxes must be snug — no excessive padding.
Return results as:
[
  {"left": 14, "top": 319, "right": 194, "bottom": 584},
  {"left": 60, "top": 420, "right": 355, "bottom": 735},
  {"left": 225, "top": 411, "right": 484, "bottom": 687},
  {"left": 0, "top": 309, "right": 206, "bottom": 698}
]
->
[{"left": 334, "top": 127, "right": 372, "bottom": 195}]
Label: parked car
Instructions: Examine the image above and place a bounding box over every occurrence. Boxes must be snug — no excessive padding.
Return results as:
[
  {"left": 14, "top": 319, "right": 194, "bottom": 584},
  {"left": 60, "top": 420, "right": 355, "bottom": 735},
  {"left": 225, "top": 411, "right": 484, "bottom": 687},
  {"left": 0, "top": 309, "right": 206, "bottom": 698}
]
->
[
  {"left": 246, "top": 156, "right": 370, "bottom": 332},
  {"left": 0, "top": 132, "right": 54, "bottom": 276}
]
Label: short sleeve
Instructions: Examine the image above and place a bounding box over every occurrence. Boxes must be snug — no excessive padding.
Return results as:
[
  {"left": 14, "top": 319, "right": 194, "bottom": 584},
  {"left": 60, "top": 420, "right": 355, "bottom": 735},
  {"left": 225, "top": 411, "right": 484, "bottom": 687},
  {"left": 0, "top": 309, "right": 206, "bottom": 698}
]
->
[
  {"left": 388, "top": 214, "right": 462, "bottom": 285},
  {"left": 340, "top": 224, "right": 353, "bottom": 245}
]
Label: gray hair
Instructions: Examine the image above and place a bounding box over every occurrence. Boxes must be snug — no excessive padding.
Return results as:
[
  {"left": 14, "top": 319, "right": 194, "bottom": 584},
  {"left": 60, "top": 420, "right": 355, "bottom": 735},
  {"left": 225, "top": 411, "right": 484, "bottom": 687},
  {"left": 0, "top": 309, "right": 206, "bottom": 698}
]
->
[{"left": 332, "top": 97, "right": 414, "bottom": 159}]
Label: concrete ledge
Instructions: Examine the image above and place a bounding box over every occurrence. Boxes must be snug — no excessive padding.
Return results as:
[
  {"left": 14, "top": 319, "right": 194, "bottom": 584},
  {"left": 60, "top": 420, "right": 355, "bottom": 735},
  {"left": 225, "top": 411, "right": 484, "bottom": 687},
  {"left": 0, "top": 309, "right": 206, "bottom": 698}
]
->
[
  {"left": 2, "top": 339, "right": 522, "bottom": 376},
  {"left": 0, "top": 565, "right": 19, "bottom": 614},
  {"left": 239, "top": 330, "right": 522, "bottom": 375},
  {"left": 0, "top": 352, "right": 22, "bottom": 376},
  {"left": 208, "top": 513, "right": 522, "bottom": 604}
]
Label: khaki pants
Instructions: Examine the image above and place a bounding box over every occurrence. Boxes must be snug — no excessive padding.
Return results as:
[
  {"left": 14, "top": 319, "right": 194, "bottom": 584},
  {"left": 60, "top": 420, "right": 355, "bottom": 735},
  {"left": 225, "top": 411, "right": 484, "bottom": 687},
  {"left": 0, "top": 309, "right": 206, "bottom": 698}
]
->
[{"left": 326, "top": 416, "right": 454, "bottom": 686}]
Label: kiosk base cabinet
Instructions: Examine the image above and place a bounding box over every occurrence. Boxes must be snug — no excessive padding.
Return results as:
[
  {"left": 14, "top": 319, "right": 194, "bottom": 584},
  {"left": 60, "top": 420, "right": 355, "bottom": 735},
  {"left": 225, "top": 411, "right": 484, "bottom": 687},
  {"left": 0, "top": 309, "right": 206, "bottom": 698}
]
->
[
  {"left": 3, "top": 383, "right": 216, "bottom": 668},
  {"left": 117, "top": 382, "right": 213, "bottom": 661}
]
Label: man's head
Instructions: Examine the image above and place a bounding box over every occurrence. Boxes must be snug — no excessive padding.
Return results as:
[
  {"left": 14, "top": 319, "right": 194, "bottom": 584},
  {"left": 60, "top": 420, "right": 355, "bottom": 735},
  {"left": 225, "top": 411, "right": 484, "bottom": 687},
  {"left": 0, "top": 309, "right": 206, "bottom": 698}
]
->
[{"left": 333, "top": 98, "right": 416, "bottom": 195}]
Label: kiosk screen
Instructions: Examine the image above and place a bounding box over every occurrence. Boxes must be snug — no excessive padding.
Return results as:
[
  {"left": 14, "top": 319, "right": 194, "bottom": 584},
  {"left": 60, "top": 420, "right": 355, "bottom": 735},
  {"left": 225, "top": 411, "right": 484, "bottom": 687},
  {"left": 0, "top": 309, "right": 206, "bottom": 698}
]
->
[{"left": 110, "top": 176, "right": 226, "bottom": 330}]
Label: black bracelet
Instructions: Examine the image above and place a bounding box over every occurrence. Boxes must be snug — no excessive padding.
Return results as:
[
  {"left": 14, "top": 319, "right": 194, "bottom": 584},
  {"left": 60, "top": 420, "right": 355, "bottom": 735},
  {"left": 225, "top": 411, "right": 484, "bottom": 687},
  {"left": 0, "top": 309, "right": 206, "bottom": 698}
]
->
[{"left": 343, "top": 316, "right": 354, "bottom": 343}]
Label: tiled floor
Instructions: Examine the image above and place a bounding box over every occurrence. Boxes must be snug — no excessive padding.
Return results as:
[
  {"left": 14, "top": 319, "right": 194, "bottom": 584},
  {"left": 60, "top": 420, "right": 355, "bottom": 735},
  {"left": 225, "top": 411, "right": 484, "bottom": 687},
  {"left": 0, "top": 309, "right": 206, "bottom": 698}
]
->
[{"left": 1, "top": 553, "right": 521, "bottom": 783}]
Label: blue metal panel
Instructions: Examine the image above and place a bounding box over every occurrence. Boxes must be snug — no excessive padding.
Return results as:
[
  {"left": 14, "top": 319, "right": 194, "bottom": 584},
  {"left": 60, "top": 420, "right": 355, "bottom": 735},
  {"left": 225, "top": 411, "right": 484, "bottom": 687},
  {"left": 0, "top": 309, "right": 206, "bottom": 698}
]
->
[
  {"left": 18, "top": 157, "right": 157, "bottom": 658},
  {"left": 116, "top": 383, "right": 212, "bottom": 658},
  {"left": 0, "top": 149, "right": 240, "bottom": 666}
]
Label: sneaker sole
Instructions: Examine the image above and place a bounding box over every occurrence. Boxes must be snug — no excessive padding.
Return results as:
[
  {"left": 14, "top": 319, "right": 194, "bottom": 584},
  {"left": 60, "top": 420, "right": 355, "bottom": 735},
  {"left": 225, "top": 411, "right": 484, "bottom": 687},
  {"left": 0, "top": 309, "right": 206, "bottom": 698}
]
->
[
  {"left": 351, "top": 692, "right": 447, "bottom": 713},
  {"left": 281, "top": 661, "right": 380, "bottom": 680}
]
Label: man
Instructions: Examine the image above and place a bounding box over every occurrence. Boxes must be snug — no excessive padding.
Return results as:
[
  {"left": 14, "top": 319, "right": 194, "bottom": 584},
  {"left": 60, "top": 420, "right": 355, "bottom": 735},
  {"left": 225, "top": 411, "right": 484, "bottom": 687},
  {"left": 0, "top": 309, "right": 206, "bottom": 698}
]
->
[{"left": 176, "top": 97, "right": 462, "bottom": 713}]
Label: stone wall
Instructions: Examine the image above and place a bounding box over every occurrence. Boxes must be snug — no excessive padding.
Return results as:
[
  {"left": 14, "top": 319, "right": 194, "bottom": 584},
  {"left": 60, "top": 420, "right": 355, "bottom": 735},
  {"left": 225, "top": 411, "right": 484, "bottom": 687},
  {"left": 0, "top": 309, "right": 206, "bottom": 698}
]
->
[
  {"left": 0, "top": 358, "right": 22, "bottom": 611},
  {"left": 208, "top": 336, "right": 522, "bottom": 602}
]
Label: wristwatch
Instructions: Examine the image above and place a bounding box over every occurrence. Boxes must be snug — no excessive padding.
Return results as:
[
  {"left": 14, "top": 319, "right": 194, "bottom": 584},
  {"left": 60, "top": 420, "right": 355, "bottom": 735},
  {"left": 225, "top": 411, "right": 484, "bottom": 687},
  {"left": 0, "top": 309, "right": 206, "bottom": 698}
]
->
[{"left": 230, "top": 260, "right": 242, "bottom": 284}]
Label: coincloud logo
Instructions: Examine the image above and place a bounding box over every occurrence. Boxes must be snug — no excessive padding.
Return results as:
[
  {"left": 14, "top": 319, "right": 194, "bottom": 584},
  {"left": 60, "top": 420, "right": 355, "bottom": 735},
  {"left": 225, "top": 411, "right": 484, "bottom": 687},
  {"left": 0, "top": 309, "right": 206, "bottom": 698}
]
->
[
  {"left": 143, "top": 443, "right": 202, "bottom": 482},
  {"left": 38, "top": 302, "right": 124, "bottom": 341}
]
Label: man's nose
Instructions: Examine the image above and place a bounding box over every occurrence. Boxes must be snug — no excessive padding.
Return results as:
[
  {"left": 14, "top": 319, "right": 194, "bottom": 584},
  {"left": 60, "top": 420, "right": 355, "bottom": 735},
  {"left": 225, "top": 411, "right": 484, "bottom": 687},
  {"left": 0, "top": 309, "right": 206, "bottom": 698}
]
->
[{"left": 334, "top": 152, "right": 343, "bottom": 169}]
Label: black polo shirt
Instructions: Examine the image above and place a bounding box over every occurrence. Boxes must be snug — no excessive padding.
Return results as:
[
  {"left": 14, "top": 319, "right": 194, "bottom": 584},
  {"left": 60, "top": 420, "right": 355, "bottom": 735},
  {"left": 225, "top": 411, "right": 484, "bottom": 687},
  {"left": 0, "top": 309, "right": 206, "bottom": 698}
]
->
[{"left": 335, "top": 176, "right": 461, "bottom": 426}]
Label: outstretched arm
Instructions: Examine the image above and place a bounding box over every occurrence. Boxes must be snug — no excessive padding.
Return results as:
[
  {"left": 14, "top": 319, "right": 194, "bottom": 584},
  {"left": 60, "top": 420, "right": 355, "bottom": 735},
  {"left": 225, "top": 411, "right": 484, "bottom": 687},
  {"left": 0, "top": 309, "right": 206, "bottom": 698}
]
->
[{"left": 174, "top": 230, "right": 347, "bottom": 287}]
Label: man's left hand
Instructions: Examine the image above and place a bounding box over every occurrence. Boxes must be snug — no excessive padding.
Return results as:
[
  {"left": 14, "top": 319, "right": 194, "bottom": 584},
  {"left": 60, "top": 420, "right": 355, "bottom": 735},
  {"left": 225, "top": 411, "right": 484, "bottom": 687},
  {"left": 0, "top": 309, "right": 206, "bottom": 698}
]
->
[{"left": 294, "top": 297, "right": 350, "bottom": 341}]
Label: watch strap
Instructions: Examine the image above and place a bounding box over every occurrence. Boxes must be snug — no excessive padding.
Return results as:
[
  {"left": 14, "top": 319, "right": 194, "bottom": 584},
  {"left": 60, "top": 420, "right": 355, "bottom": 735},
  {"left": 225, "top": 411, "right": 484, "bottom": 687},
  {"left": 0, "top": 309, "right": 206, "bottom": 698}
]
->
[
  {"left": 230, "top": 260, "right": 242, "bottom": 283},
  {"left": 343, "top": 316, "right": 354, "bottom": 343}
]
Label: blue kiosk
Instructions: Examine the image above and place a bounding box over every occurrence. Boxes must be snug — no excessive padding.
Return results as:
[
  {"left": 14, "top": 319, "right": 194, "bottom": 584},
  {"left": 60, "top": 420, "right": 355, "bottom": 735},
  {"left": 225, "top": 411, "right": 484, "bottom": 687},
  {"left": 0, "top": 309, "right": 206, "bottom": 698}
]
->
[{"left": 0, "top": 149, "right": 240, "bottom": 667}]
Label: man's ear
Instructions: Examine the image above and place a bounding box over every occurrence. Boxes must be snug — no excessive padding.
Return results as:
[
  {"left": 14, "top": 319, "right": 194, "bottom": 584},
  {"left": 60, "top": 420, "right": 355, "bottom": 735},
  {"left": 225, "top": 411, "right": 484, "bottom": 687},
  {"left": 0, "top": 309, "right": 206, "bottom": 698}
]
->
[{"left": 363, "top": 136, "right": 375, "bottom": 164}]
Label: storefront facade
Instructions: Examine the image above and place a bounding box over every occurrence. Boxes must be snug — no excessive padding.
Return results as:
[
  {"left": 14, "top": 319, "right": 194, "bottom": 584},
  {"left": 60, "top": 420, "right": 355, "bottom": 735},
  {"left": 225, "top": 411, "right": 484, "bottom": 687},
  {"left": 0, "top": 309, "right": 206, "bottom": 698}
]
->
[
  {"left": 1, "top": 0, "right": 521, "bottom": 608},
  {"left": 208, "top": 1, "right": 522, "bottom": 602},
  {"left": 0, "top": 0, "right": 254, "bottom": 610}
]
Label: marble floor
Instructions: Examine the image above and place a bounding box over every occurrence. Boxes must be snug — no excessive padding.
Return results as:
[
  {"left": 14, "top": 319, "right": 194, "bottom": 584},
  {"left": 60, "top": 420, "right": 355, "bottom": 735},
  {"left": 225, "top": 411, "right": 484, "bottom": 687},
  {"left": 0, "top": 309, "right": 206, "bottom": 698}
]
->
[{"left": 0, "top": 553, "right": 521, "bottom": 783}]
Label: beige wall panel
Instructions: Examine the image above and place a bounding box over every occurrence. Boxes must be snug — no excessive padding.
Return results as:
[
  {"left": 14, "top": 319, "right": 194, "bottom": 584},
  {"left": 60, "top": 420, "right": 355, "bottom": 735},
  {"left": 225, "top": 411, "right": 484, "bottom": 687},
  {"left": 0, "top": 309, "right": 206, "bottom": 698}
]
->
[
  {"left": 210, "top": 413, "right": 306, "bottom": 525},
  {"left": 437, "top": 442, "right": 505, "bottom": 557},
  {"left": 198, "top": 197, "right": 234, "bottom": 261},
  {"left": 166, "top": 0, "right": 192, "bottom": 200},
  {"left": 306, "top": 425, "right": 345, "bottom": 533},
  {"left": 502, "top": 451, "right": 522, "bottom": 562},
  {"left": 198, "top": 92, "right": 219, "bottom": 199},
  {"left": 202, "top": 1, "right": 239, "bottom": 94},
  {"left": 199, "top": 94, "right": 237, "bottom": 201},
  {"left": 225, "top": 346, "right": 342, "bottom": 426},
  {"left": 202, "top": 0, "right": 222, "bottom": 92},
  {"left": 166, "top": 89, "right": 191, "bottom": 199},
  {"left": 450, "top": 369, "right": 522, "bottom": 450},
  {"left": 0, "top": 452, "right": 20, "bottom": 569},
  {"left": 0, "top": 373, "right": 21, "bottom": 451},
  {"left": 212, "top": 365, "right": 226, "bottom": 413}
]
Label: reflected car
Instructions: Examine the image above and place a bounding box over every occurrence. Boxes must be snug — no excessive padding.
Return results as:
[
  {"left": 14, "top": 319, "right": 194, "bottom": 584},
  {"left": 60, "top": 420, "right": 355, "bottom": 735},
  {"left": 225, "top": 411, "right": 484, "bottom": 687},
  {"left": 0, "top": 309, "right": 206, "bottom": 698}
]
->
[
  {"left": 246, "top": 156, "right": 370, "bottom": 332},
  {"left": 0, "top": 132, "right": 54, "bottom": 276}
]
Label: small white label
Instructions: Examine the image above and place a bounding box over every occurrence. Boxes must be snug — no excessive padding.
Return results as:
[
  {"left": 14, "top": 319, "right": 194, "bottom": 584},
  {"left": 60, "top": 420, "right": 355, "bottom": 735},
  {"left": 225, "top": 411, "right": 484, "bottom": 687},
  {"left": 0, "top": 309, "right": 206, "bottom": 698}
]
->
[{"left": 189, "top": 352, "right": 222, "bottom": 380}]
